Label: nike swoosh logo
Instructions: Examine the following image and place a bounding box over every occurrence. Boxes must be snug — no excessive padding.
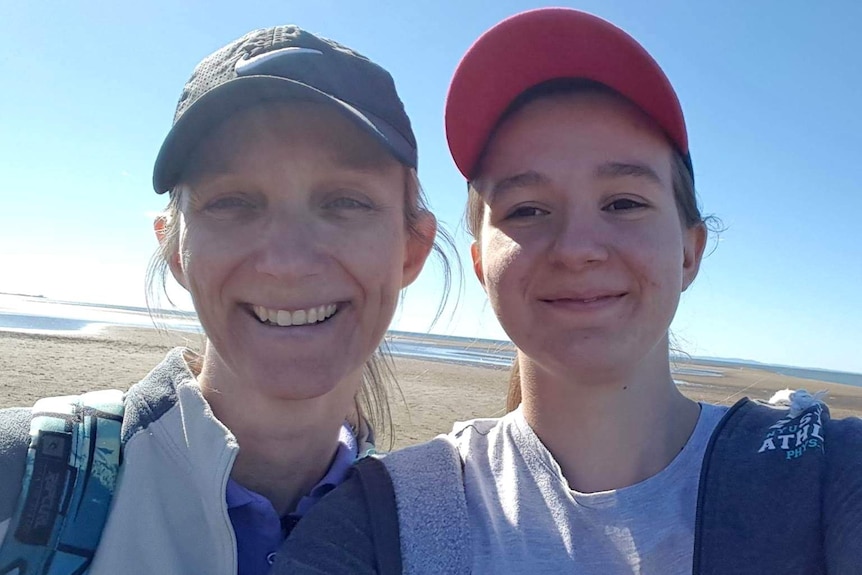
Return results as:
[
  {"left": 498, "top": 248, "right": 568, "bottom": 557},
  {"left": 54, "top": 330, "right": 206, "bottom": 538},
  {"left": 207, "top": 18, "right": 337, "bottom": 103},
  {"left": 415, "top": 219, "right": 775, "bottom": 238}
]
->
[{"left": 234, "top": 47, "right": 324, "bottom": 76}]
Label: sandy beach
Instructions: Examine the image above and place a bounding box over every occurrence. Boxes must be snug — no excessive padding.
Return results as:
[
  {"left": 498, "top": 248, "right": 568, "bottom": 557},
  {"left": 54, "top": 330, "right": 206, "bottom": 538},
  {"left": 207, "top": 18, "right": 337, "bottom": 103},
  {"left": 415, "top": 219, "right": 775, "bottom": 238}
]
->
[{"left": 1, "top": 327, "right": 860, "bottom": 449}]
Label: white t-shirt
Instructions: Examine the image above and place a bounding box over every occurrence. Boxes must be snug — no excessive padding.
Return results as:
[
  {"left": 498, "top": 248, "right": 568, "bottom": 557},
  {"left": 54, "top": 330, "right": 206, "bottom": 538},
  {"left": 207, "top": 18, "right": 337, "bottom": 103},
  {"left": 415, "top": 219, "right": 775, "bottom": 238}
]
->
[{"left": 453, "top": 402, "right": 728, "bottom": 574}]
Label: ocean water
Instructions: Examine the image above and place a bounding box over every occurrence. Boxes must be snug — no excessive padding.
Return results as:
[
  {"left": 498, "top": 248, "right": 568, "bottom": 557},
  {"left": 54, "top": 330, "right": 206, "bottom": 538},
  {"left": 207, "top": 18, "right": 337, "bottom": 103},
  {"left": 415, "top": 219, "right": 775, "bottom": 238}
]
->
[
  {"left": 0, "top": 294, "right": 201, "bottom": 335},
  {"left": 2, "top": 294, "right": 860, "bottom": 387},
  {"left": 0, "top": 294, "right": 507, "bottom": 367}
]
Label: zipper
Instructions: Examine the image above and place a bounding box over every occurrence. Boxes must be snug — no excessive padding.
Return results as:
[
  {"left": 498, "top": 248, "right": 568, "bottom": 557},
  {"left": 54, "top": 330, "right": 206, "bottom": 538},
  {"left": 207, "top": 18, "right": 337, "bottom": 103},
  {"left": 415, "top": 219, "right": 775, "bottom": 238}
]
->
[{"left": 218, "top": 445, "right": 241, "bottom": 575}]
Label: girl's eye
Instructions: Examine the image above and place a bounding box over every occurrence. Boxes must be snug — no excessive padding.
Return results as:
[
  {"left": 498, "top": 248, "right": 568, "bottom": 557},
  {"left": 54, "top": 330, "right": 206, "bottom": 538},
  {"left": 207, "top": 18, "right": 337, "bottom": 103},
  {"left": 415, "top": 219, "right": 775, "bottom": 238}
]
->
[
  {"left": 604, "top": 198, "right": 647, "bottom": 212},
  {"left": 326, "top": 196, "right": 374, "bottom": 211},
  {"left": 506, "top": 205, "right": 548, "bottom": 219}
]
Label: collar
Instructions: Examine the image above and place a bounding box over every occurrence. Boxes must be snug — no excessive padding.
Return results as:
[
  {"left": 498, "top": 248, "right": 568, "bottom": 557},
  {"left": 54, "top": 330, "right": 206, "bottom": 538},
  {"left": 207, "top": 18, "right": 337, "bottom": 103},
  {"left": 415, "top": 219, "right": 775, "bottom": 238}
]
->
[{"left": 226, "top": 422, "right": 358, "bottom": 517}]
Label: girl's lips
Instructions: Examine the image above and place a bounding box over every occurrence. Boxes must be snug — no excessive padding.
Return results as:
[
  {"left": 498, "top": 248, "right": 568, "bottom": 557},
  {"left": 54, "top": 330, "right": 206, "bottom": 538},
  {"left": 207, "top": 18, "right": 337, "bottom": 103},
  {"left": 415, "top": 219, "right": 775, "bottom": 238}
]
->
[
  {"left": 540, "top": 291, "right": 627, "bottom": 302},
  {"left": 539, "top": 293, "right": 626, "bottom": 310}
]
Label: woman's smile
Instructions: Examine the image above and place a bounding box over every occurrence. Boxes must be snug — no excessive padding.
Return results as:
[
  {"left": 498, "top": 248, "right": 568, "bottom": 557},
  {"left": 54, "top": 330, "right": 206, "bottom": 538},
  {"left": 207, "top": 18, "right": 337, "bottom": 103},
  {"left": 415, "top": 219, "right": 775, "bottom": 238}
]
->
[{"left": 251, "top": 303, "right": 340, "bottom": 327}]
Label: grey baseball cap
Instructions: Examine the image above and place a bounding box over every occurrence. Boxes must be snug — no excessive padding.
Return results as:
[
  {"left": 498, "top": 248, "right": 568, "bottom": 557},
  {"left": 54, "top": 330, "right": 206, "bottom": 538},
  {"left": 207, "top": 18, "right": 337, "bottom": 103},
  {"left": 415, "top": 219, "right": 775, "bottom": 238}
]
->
[{"left": 153, "top": 25, "right": 417, "bottom": 194}]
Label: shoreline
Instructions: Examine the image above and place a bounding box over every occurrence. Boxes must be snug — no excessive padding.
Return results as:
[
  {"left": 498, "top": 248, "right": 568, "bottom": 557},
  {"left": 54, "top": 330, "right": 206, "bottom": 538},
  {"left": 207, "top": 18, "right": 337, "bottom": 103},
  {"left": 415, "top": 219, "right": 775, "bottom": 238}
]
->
[{"left": 2, "top": 327, "right": 860, "bottom": 449}]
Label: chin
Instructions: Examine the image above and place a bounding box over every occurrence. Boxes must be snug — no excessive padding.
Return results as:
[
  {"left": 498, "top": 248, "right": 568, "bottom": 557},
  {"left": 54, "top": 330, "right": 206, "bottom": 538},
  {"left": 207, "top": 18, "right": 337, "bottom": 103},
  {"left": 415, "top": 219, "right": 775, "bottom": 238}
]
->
[
  {"left": 528, "top": 342, "right": 626, "bottom": 376},
  {"left": 263, "top": 380, "right": 347, "bottom": 403},
  {"left": 250, "top": 362, "right": 355, "bottom": 402}
]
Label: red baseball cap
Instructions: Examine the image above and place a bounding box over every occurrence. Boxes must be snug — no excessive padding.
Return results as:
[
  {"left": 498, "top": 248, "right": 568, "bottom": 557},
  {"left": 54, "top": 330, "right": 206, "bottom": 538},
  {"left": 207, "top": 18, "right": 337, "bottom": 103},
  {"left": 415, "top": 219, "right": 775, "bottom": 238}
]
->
[{"left": 445, "top": 8, "right": 691, "bottom": 181}]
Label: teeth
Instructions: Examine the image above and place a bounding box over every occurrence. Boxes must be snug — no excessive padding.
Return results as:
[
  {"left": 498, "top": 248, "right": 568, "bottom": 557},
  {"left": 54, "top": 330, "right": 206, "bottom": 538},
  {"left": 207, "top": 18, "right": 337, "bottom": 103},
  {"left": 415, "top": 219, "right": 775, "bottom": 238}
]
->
[
  {"left": 276, "top": 310, "right": 292, "bottom": 326},
  {"left": 253, "top": 303, "right": 338, "bottom": 326}
]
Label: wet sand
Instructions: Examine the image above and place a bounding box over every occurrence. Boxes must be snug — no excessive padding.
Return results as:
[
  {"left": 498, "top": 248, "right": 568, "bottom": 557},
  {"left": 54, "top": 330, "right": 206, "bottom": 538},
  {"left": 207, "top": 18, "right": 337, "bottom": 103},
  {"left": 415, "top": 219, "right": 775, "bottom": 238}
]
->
[{"left": 1, "top": 327, "right": 860, "bottom": 449}]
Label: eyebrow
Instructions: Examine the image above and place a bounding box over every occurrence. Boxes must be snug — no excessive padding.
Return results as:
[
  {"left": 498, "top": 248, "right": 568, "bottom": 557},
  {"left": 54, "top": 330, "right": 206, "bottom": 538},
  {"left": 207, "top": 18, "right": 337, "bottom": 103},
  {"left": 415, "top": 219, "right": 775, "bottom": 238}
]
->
[
  {"left": 594, "top": 161, "right": 662, "bottom": 184},
  {"left": 181, "top": 145, "right": 394, "bottom": 190},
  {"left": 486, "top": 171, "right": 550, "bottom": 201},
  {"left": 324, "top": 135, "right": 399, "bottom": 173},
  {"left": 485, "top": 161, "right": 661, "bottom": 201},
  {"left": 328, "top": 150, "right": 393, "bottom": 173}
]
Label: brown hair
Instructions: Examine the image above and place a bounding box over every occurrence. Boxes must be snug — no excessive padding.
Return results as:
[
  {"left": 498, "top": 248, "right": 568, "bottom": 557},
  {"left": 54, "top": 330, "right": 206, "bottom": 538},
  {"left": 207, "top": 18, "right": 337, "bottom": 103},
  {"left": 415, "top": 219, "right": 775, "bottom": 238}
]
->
[
  {"left": 464, "top": 80, "right": 709, "bottom": 412},
  {"left": 146, "top": 165, "right": 456, "bottom": 446}
]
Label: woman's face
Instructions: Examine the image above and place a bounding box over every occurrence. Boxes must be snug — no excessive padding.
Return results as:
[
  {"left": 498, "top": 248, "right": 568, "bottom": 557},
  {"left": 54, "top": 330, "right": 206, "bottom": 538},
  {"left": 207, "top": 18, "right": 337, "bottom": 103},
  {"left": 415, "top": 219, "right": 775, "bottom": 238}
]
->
[
  {"left": 168, "top": 101, "right": 433, "bottom": 400},
  {"left": 472, "top": 91, "right": 705, "bottom": 378}
]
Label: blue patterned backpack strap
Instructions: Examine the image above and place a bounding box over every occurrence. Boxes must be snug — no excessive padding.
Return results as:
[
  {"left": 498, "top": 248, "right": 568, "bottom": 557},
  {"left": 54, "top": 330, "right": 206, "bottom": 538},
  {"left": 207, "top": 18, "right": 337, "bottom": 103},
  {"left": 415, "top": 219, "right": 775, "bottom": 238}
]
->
[
  {"left": 0, "top": 389, "right": 124, "bottom": 575},
  {"left": 354, "top": 415, "right": 378, "bottom": 460}
]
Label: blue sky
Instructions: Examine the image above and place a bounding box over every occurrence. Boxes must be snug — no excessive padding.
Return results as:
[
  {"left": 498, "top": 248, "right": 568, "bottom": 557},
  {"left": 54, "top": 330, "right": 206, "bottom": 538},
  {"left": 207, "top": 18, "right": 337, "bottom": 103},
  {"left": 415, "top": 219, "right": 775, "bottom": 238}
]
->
[{"left": 1, "top": 1, "right": 860, "bottom": 374}]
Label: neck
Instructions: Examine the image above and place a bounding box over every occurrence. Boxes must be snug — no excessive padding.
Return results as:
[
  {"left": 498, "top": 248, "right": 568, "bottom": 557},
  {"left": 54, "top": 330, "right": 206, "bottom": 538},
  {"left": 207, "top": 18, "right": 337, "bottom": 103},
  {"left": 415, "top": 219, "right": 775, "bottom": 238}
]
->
[
  {"left": 227, "top": 414, "right": 344, "bottom": 516},
  {"left": 191, "top": 348, "right": 358, "bottom": 515},
  {"left": 520, "top": 351, "right": 699, "bottom": 493}
]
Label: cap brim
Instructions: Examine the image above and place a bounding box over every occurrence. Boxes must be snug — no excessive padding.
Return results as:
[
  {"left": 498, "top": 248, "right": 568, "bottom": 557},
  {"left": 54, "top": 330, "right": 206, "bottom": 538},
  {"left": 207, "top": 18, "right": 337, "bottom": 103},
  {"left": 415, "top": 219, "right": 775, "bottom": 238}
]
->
[
  {"left": 445, "top": 8, "right": 689, "bottom": 180},
  {"left": 153, "top": 76, "right": 416, "bottom": 194}
]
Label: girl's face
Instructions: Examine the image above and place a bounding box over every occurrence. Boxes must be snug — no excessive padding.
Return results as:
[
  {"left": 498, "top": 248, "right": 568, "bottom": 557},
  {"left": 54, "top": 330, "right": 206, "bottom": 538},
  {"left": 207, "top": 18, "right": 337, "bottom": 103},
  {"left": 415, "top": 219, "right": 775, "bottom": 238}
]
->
[
  {"left": 166, "top": 101, "right": 433, "bottom": 400},
  {"left": 472, "top": 91, "right": 705, "bottom": 378}
]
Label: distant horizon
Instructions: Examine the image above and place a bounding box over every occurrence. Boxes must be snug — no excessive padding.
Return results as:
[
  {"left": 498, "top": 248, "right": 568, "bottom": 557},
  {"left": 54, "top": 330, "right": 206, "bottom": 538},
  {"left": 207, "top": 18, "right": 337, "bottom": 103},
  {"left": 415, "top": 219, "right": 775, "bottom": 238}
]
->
[{"left": 3, "top": 292, "right": 860, "bottom": 383}]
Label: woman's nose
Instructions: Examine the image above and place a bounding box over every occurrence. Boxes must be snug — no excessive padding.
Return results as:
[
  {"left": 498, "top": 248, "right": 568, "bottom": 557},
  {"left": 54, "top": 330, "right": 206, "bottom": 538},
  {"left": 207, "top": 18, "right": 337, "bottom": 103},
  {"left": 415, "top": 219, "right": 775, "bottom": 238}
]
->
[{"left": 253, "top": 213, "right": 326, "bottom": 280}]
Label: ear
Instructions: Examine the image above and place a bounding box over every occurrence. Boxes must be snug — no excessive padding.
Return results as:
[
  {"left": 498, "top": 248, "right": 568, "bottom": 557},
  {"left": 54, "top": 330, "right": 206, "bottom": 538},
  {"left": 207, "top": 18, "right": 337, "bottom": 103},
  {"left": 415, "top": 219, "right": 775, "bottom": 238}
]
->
[
  {"left": 681, "top": 222, "right": 707, "bottom": 291},
  {"left": 470, "top": 241, "right": 485, "bottom": 288},
  {"left": 153, "top": 215, "right": 188, "bottom": 290},
  {"left": 401, "top": 211, "right": 437, "bottom": 288}
]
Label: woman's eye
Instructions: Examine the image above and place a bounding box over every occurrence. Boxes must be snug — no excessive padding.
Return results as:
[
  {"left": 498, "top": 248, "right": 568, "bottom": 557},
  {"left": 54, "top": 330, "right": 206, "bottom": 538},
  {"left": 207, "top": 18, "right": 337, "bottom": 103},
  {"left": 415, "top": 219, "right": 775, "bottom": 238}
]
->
[
  {"left": 506, "top": 205, "right": 548, "bottom": 219},
  {"left": 605, "top": 198, "right": 647, "bottom": 212},
  {"left": 204, "top": 195, "right": 254, "bottom": 211}
]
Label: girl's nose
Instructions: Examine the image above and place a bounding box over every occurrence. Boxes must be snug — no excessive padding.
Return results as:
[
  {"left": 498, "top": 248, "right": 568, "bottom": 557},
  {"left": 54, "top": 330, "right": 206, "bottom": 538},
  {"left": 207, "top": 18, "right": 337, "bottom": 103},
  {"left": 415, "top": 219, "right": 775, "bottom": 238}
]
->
[{"left": 546, "top": 211, "right": 610, "bottom": 269}]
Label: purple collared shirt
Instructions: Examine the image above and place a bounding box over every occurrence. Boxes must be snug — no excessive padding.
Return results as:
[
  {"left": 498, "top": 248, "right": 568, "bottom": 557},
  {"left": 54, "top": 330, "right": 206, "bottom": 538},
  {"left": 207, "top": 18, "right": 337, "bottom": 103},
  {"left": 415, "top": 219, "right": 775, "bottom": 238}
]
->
[{"left": 226, "top": 423, "right": 358, "bottom": 575}]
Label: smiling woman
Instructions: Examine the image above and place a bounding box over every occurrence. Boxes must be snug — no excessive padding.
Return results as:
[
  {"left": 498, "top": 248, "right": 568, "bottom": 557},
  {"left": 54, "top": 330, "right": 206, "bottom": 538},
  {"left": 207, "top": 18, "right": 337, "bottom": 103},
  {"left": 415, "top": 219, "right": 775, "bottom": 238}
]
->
[
  {"left": 0, "top": 24, "right": 447, "bottom": 575},
  {"left": 156, "top": 102, "right": 429, "bottom": 407}
]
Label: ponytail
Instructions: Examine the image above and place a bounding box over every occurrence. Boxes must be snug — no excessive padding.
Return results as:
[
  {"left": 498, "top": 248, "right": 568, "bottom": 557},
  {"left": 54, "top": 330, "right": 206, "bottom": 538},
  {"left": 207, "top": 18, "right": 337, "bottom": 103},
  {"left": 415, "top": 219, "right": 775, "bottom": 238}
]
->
[{"left": 506, "top": 354, "right": 522, "bottom": 412}]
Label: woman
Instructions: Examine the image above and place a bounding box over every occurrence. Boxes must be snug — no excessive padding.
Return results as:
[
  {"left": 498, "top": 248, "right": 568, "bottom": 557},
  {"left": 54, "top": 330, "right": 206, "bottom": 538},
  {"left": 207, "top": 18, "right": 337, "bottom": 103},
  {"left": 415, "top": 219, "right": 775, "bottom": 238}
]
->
[
  {"left": 0, "top": 25, "right": 442, "bottom": 575},
  {"left": 278, "top": 9, "right": 862, "bottom": 575}
]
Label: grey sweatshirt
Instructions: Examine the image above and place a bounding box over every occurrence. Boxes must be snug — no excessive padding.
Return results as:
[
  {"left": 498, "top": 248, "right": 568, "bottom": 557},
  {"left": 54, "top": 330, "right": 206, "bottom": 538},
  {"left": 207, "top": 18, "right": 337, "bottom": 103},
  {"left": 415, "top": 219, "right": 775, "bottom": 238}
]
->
[{"left": 276, "top": 398, "right": 862, "bottom": 574}]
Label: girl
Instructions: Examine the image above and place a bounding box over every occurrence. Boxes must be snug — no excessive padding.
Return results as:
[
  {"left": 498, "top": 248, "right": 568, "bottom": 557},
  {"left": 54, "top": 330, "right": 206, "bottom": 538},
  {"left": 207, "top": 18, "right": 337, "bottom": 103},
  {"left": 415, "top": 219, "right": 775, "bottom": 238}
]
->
[
  {"left": 0, "top": 24, "right": 442, "bottom": 575},
  {"left": 278, "top": 9, "right": 862, "bottom": 575}
]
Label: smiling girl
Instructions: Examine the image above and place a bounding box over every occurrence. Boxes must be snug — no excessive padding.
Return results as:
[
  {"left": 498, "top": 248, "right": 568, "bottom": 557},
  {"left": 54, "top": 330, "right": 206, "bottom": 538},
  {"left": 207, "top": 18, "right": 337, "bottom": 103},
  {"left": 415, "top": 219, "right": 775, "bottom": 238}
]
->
[
  {"left": 0, "top": 25, "right": 441, "bottom": 575},
  {"left": 279, "top": 9, "right": 862, "bottom": 575}
]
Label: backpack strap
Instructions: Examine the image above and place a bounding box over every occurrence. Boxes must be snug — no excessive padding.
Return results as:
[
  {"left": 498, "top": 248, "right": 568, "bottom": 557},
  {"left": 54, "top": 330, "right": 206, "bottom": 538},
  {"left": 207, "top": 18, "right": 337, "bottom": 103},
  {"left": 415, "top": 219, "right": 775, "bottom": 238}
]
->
[
  {"left": 381, "top": 436, "right": 471, "bottom": 575},
  {"left": 353, "top": 458, "right": 402, "bottom": 575},
  {"left": 0, "top": 389, "right": 124, "bottom": 575},
  {"left": 693, "top": 398, "right": 829, "bottom": 574}
]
